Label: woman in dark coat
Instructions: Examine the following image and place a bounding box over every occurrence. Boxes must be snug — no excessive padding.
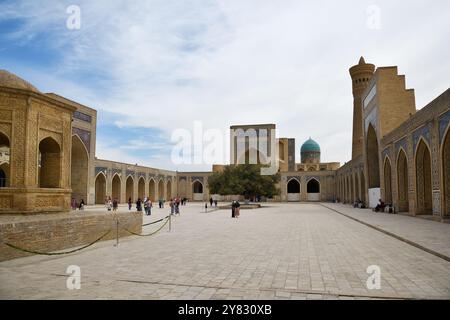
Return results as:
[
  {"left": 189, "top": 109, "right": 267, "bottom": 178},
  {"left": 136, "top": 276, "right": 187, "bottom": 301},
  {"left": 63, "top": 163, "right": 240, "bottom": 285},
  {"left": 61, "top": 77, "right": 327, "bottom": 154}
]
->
[{"left": 231, "top": 200, "right": 236, "bottom": 218}]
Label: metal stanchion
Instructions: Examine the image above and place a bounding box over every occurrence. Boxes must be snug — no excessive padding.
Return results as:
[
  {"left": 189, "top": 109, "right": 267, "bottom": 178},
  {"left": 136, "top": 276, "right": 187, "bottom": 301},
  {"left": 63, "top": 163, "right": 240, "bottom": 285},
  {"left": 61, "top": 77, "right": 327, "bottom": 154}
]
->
[
  {"left": 169, "top": 214, "right": 172, "bottom": 232},
  {"left": 114, "top": 215, "right": 119, "bottom": 247}
]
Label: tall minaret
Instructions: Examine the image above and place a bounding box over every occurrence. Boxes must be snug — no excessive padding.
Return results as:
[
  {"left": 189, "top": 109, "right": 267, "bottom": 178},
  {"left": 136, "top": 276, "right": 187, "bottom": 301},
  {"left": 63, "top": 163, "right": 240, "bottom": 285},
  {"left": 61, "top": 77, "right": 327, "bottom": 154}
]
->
[{"left": 349, "top": 57, "right": 375, "bottom": 159}]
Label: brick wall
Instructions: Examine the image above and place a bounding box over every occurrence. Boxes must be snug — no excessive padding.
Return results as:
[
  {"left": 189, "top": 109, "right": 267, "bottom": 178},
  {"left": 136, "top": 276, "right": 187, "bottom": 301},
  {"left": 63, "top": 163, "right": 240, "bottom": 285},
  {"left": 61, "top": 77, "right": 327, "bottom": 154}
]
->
[{"left": 0, "top": 211, "right": 143, "bottom": 261}]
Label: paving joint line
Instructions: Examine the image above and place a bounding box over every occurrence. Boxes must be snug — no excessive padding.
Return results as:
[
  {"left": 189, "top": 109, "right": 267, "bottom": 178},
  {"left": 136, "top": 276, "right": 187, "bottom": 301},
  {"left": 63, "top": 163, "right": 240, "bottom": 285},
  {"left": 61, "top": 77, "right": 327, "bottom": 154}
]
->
[
  {"left": 320, "top": 204, "right": 450, "bottom": 263},
  {"left": 114, "top": 278, "right": 421, "bottom": 300}
]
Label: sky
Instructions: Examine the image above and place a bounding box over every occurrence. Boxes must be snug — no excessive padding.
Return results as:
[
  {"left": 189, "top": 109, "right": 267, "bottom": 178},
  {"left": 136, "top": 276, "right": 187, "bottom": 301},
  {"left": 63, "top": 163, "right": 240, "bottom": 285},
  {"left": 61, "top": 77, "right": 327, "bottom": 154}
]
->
[{"left": 0, "top": 0, "right": 449, "bottom": 171}]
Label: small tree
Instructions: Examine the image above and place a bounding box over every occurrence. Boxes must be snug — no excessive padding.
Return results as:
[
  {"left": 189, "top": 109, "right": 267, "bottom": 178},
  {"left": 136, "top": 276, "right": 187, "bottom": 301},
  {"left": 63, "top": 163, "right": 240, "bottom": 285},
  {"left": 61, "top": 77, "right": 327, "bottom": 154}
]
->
[{"left": 208, "top": 164, "right": 280, "bottom": 199}]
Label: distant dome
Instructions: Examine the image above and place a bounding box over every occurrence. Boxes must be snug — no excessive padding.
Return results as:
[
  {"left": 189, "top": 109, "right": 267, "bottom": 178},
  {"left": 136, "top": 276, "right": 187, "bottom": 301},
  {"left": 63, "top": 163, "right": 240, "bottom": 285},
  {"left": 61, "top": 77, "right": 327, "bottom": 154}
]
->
[
  {"left": 300, "top": 137, "right": 321, "bottom": 164},
  {"left": 0, "top": 70, "right": 40, "bottom": 93},
  {"left": 301, "top": 138, "right": 320, "bottom": 153}
]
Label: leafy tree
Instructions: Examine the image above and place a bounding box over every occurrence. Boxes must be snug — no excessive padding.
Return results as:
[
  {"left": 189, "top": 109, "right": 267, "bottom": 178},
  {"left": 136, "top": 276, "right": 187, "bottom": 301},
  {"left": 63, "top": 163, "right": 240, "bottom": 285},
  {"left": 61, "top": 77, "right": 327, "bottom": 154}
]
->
[{"left": 208, "top": 164, "right": 280, "bottom": 199}]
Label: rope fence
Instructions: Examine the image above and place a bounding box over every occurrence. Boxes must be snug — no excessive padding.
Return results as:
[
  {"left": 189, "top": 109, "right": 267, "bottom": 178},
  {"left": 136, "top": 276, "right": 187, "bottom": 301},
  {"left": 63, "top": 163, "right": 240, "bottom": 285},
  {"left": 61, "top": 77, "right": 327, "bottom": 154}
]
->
[
  {"left": 3, "top": 229, "right": 112, "bottom": 256},
  {"left": 3, "top": 213, "right": 174, "bottom": 256}
]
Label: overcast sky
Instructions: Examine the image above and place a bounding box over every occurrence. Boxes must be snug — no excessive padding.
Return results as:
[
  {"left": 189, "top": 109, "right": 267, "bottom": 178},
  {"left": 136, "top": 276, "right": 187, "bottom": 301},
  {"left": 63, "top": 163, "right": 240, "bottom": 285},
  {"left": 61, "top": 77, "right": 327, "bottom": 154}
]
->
[{"left": 1, "top": 0, "right": 449, "bottom": 171}]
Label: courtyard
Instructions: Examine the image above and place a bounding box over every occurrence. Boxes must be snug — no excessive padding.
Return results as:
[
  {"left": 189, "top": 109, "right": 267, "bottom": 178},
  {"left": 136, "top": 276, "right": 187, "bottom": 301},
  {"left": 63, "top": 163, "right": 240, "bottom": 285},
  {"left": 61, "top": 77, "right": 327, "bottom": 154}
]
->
[{"left": 0, "top": 203, "right": 449, "bottom": 300}]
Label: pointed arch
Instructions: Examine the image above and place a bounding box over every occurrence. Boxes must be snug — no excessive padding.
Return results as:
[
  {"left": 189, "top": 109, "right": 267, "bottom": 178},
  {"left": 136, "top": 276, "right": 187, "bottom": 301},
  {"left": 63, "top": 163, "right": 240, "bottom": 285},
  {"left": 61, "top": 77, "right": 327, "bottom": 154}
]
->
[
  {"left": 383, "top": 156, "right": 393, "bottom": 205},
  {"left": 126, "top": 175, "right": 134, "bottom": 202},
  {"left": 0, "top": 131, "right": 10, "bottom": 188},
  {"left": 38, "top": 137, "right": 61, "bottom": 188},
  {"left": 287, "top": 178, "right": 300, "bottom": 202},
  {"left": 149, "top": 178, "right": 156, "bottom": 202},
  {"left": 71, "top": 134, "right": 89, "bottom": 203},
  {"left": 192, "top": 180, "right": 204, "bottom": 201},
  {"left": 166, "top": 179, "right": 172, "bottom": 200},
  {"left": 178, "top": 178, "right": 187, "bottom": 199},
  {"left": 138, "top": 176, "right": 145, "bottom": 200},
  {"left": 366, "top": 124, "right": 380, "bottom": 188},
  {"left": 441, "top": 126, "right": 450, "bottom": 216},
  {"left": 158, "top": 179, "right": 165, "bottom": 201},
  {"left": 94, "top": 172, "right": 106, "bottom": 204},
  {"left": 415, "top": 138, "right": 432, "bottom": 214},
  {"left": 397, "top": 148, "right": 409, "bottom": 212},
  {"left": 112, "top": 173, "right": 122, "bottom": 203},
  {"left": 307, "top": 178, "right": 320, "bottom": 201}
]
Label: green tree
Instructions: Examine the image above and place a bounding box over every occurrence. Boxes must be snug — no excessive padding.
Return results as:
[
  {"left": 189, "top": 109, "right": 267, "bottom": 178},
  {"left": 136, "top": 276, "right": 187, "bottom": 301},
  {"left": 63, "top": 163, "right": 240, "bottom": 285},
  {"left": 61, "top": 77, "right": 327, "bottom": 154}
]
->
[{"left": 208, "top": 164, "right": 280, "bottom": 199}]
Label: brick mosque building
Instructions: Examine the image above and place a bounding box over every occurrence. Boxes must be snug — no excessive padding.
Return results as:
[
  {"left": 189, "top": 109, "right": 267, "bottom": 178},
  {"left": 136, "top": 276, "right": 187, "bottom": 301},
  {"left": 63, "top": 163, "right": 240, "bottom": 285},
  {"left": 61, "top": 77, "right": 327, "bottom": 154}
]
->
[{"left": 0, "top": 57, "right": 449, "bottom": 220}]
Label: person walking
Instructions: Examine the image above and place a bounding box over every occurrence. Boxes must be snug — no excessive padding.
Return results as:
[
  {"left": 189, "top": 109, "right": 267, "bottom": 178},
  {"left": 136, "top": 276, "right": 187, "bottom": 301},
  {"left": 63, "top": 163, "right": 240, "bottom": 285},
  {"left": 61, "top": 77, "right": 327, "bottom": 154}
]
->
[
  {"left": 148, "top": 199, "right": 152, "bottom": 215},
  {"left": 214, "top": 199, "right": 218, "bottom": 208},
  {"left": 106, "top": 198, "right": 112, "bottom": 211},
  {"left": 136, "top": 198, "right": 142, "bottom": 212},
  {"left": 235, "top": 200, "right": 241, "bottom": 218},
  {"left": 231, "top": 200, "right": 236, "bottom": 218},
  {"left": 175, "top": 201, "right": 180, "bottom": 215},
  {"left": 128, "top": 197, "right": 132, "bottom": 210},
  {"left": 170, "top": 199, "right": 175, "bottom": 215},
  {"left": 144, "top": 198, "right": 149, "bottom": 215},
  {"left": 112, "top": 198, "right": 118, "bottom": 212},
  {"left": 79, "top": 199, "right": 85, "bottom": 210},
  {"left": 71, "top": 198, "right": 77, "bottom": 210},
  {"left": 209, "top": 197, "right": 213, "bottom": 207}
]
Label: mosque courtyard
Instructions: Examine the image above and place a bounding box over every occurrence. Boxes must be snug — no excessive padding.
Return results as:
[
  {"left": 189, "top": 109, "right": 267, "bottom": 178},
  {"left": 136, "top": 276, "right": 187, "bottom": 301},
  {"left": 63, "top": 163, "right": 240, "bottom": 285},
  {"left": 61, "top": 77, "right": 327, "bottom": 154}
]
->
[{"left": 0, "top": 203, "right": 449, "bottom": 300}]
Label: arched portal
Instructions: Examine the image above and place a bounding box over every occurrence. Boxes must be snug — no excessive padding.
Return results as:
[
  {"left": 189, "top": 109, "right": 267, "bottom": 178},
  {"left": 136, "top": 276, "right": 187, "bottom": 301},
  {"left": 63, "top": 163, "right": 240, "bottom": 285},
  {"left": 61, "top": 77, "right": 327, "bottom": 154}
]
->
[
  {"left": 287, "top": 178, "right": 300, "bottom": 202},
  {"left": 138, "top": 177, "right": 145, "bottom": 200},
  {"left": 397, "top": 149, "right": 409, "bottom": 212},
  {"left": 192, "top": 180, "right": 204, "bottom": 201},
  {"left": 360, "top": 170, "right": 366, "bottom": 204},
  {"left": 442, "top": 129, "right": 450, "bottom": 216},
  {"left": 350, "top": 174, "right": 354, "bottom": 203},
  {"left": 126, "top": 176, "right": 134, "bottom": 202},
  {"left": 71, "top": 135, "right": 88, "bottom": 203},
  {"left": 356, "top": 172, "right": 361, "bottom": 202},
  {"left": 158, "top": 179, "right": 165, "bottom": 201},
  {"left": 367, "top": 124, "right": 380, "bottom": 188},
  {"left": 94, "top": 173, "right": 106, "bottom": 204},
  {"left": 307, "top": 178, "right": 320, "bottom": 201},
  {"left": 178, "top": 179, "right": 187, "bottom": 198},
  {"left": 39, "top": 137, "right": 61, "bottom": 188},
  {"left": 166, "top": 180, "right": 172, "bottom": 199},
  {"left": 0, "top": 132, "right": 10, "bottom": 188},
  {"left": 149, "top": 179, "right": 156, "bottom": 201},
  {"left": 112, "top": 174, "right": 121, "bottom": 202},
  {"left": 415, "top": 140, "right": 432, "bottom": 214},
  {"left": 383, "top": 157, "right": 393, "bottom": 205}
]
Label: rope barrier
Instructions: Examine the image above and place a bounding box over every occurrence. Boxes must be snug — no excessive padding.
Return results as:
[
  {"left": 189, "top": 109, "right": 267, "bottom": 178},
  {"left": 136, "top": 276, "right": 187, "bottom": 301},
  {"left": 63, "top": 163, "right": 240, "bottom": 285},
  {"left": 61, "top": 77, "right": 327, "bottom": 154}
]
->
[
  {"left": 122, "top": 215, "right": 170, "bottom": 237},
  {"left": 4, "top": 229, "right": 112, "bottom": 256},
  {"left": 141, "top": 215, "right": 170, "bottom": 227}
]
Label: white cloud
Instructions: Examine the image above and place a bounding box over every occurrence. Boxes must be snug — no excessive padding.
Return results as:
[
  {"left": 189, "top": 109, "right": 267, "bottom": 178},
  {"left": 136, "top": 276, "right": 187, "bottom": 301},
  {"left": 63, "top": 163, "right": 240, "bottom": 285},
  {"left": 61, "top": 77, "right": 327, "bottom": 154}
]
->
[{"left": 1, "top": 0, "right": 449, "bottom": 170}]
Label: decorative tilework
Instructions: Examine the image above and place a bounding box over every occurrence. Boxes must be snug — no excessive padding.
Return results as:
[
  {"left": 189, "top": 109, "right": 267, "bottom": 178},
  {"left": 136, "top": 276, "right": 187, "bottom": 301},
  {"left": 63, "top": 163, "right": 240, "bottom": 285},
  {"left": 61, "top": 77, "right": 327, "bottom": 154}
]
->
[
  {"left": 412, "top": 123, "right": 431, "bottom": 152},
  {"left": 73, "top": 111, "right": 92, "bottom": 123},
  {"left": 438, "top": 110, "right": 450, "bottom": 144},
  {"left": 72, "top": 127, "right": 90, "bottom": 153}
]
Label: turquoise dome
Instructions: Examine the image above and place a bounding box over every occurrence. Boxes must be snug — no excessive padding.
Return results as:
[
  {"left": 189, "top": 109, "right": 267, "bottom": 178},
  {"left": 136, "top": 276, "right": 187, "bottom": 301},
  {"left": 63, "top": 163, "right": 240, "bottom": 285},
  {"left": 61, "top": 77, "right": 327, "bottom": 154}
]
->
[{"left": 301, "top": 138, "right": 320, "bottom": 153}]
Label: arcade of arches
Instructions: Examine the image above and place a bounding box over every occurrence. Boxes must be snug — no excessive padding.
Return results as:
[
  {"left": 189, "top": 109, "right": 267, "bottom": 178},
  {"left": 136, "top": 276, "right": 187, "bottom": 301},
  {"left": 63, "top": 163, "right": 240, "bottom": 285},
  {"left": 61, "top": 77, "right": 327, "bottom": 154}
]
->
[{"left": 1, "top": 61, "right": 448, "bottom": 220}]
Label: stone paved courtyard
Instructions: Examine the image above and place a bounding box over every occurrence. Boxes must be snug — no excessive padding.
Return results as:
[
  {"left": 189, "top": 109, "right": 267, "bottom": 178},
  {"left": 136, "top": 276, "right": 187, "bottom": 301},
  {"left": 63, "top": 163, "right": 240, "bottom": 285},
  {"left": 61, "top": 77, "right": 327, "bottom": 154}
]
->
[{"left": 0, "top": 203, "right": 449, "bottom": 300}]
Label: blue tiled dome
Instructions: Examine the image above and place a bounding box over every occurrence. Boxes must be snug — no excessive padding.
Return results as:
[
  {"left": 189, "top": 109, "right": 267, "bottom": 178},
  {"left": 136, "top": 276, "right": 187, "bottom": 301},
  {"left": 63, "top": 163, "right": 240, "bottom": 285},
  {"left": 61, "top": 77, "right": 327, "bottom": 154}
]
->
[{"left": 301, "top": 138, "right": 320, "bottom": 153}]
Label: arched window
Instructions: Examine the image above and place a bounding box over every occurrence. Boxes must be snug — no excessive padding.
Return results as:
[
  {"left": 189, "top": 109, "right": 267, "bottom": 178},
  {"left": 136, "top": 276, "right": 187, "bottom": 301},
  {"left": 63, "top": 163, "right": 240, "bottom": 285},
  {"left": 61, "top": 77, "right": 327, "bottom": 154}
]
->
[
  {"left": 112, "top": 174, "right": 121, "bottom": 202},
  {"left": 366, "top": 124, "right": 380, "bottom": 188},
  {"left": 307, "top": 179, "right": 320, "bottom": 193},
  {"left": 0, "top": 132, "right": 10, "bottom": 188},
  {"left": 415, "top": 140, "right": 432, "bottom": 214},
  {"left": 397, "top": 149, "right": 409, "bottom": 212},
  {"left": 287, "top": 179, "right": 300, "bottom": 193},
  {"left": 39, "top": 137, "right": 61, "bottom": 188},
  {"left": 126, "top": 176, "right": 134, "bottom": 202},
  {"left": 193, "top": 181, "right": 203, "bottom": 193},
  {"left": 94, "top": 173, "right": 106, "bottom": 204}
]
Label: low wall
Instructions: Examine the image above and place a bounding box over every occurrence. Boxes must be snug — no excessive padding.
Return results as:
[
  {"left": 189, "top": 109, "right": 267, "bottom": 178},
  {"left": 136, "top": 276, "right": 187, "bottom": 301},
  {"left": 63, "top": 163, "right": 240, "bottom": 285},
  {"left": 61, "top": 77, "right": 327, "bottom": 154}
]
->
[{"left": 0, "top": 211, "right": 142, "bottom": 262}]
